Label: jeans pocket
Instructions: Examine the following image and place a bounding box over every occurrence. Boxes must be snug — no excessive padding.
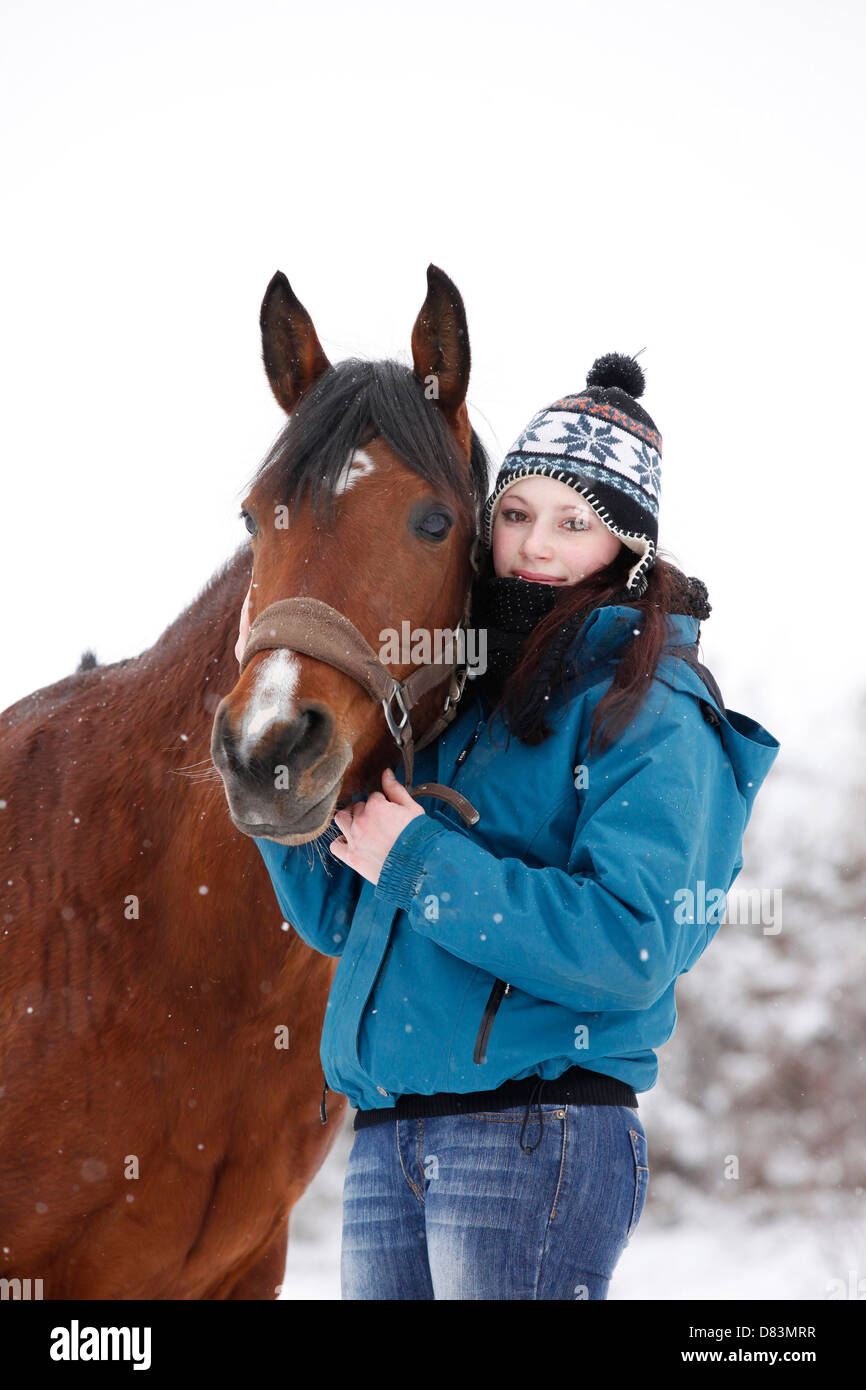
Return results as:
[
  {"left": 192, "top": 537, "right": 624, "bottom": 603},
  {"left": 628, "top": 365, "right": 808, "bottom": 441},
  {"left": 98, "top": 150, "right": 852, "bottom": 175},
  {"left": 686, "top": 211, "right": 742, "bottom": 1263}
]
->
[{"left": 626, "top": 1124, "right": 649, "bottom": 1240}]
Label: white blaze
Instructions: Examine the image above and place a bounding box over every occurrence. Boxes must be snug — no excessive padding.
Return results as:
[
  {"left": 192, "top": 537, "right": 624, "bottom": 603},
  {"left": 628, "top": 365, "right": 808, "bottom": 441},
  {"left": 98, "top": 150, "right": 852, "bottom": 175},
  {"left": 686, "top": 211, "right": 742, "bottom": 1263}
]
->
[
  {"left": 241, "top": 649, "right": 302, "bottom": 755},
  {"left": 333, "top": 447, "right": 376, "bottom": 495}
]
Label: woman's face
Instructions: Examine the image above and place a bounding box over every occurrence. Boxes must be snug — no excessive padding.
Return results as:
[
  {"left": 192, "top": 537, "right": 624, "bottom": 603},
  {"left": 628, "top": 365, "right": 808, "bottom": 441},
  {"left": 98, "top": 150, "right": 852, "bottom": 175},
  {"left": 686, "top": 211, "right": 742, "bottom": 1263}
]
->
[{"left": 491, "top": 474, "right": 623, "bottom": 584}]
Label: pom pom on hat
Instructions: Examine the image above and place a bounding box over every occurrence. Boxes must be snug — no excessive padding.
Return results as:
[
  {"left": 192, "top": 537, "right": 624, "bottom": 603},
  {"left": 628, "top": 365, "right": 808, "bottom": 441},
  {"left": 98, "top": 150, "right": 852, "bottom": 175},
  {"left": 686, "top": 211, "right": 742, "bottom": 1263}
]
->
[{"left": 585, "top": 352, "right": 645, "bottom": 399}]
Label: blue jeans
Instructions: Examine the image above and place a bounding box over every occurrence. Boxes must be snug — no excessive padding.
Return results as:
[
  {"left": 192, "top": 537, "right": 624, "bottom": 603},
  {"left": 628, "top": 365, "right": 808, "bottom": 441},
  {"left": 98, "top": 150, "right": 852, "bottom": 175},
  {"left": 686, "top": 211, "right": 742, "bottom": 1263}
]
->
[{"left": 341, "top": 1102, "right": 648, "bottom": 1300}]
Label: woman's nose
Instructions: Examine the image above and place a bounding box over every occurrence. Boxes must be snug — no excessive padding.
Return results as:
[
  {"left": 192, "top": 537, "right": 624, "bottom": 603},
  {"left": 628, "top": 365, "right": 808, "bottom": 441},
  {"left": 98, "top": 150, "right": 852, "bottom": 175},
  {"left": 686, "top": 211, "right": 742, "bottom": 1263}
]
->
[{"left": 521, "top": 524, "right": 554, "bottom": 557}]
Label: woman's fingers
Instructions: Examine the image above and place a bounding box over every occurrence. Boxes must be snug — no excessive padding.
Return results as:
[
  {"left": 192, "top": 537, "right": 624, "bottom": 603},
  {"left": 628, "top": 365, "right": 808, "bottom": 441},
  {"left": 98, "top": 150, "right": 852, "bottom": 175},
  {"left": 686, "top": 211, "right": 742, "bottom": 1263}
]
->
[{"left": 333, "top": 804, "right": 358, "bottom": 840}]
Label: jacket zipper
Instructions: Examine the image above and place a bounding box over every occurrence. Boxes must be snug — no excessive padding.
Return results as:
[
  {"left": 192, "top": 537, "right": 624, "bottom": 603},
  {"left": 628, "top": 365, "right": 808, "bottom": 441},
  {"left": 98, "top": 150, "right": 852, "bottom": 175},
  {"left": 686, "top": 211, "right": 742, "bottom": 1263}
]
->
[
  {"left": 321, "top": 1075, "right": 329, "bottom": 1123},
  {"left": 473, "top": 978, "right": 512, "bottom": 1064},
  {"left": 455, "top": 715, "right": 484, "bottom": 772}
]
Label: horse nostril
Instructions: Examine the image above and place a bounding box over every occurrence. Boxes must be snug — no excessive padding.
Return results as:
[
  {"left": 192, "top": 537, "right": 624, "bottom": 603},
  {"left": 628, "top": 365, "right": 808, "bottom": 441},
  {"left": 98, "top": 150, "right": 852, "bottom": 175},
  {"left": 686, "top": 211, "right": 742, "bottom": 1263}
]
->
[
  {"left": 235, "top": 702, "right": 335, "bottom": 789},
  {"left": 282, "top": 704, "right": 332, "bottom": 772}
]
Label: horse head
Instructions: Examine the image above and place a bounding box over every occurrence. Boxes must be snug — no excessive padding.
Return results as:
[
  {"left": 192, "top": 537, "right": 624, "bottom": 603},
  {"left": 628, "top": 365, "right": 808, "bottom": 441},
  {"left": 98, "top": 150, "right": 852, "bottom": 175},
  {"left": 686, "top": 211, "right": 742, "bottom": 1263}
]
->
[{"left": 210, "top": 264, "right": 488, "bottom": 844}]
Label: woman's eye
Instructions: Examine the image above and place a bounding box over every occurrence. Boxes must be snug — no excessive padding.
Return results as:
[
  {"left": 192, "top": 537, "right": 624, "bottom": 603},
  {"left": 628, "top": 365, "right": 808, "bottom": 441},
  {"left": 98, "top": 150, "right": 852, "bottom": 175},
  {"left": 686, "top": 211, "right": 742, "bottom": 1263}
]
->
[{"left": 503, "top": 508, "right": 588, "bottom": 531}]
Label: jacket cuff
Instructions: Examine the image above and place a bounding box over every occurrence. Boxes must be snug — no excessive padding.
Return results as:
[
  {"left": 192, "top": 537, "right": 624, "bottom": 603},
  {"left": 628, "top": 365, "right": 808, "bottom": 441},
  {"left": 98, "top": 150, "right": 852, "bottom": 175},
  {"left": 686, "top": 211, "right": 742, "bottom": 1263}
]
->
[{"left": 374, "top": 815, "right": 448, "bottom": 909}]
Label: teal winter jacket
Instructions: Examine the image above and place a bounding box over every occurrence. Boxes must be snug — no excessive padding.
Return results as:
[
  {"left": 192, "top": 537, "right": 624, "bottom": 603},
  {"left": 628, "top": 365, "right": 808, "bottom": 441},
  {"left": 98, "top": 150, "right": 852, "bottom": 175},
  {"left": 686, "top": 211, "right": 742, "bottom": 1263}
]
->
[{"left": 253, "top": 604, "right": 780, "bottom": 1113}]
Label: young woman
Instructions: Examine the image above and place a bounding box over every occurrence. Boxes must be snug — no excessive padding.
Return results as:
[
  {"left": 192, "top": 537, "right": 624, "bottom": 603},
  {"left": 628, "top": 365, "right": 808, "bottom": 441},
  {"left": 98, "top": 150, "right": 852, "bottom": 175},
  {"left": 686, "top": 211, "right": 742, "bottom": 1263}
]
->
[{"left": 253, "top": 353, "right": 780, "bottom": 1300}]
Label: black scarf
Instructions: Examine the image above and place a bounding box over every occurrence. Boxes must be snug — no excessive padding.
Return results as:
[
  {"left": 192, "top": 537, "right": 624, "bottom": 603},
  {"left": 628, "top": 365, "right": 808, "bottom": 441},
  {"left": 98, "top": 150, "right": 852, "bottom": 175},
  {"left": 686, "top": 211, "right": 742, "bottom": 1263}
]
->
[
  {"left": 466, "top": 567, "right": 712, "bottom": 719},
  {"left": 468, "top": 574, "right": 561, "bottom": 687}
]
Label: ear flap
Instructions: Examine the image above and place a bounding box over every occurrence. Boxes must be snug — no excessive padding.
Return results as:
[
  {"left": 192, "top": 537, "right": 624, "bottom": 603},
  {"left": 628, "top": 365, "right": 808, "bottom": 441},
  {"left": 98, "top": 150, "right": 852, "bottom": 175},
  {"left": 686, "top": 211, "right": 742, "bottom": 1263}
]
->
[
  {"left": 411, "top": 263, "right": 472, "bottom": 459},
  {"left": 260, "top": 271, "right": 331, "bottom": 415}
]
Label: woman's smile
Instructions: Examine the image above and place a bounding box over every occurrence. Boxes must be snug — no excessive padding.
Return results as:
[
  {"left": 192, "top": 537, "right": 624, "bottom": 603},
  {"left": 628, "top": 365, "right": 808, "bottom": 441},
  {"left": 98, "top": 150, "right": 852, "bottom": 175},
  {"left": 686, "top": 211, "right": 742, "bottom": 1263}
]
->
[{"left": 511, "top": 568, "right": 567, "bottom": 583}]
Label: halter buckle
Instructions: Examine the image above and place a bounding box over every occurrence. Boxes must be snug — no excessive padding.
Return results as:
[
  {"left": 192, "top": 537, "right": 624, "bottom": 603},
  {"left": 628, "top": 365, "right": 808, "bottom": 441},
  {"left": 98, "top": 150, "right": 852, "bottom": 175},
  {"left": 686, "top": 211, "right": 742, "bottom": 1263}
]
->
[
  {"left": 382, "top": 684, "right": 411, "bottom": 744},
  {"left": 443, "top": 663, "right": 470, "bottom": 713}
]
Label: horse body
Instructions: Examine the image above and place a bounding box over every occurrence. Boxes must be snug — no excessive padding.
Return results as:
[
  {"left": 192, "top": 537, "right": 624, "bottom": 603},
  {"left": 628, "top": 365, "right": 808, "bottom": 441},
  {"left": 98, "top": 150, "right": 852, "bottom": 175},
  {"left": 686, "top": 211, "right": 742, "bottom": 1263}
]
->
[
  {"left": 1, "top": 548, "right": 346, "bottom": 1298},
  {"left": 1, "top": 263, "right": 485, "bottom": 1297}
]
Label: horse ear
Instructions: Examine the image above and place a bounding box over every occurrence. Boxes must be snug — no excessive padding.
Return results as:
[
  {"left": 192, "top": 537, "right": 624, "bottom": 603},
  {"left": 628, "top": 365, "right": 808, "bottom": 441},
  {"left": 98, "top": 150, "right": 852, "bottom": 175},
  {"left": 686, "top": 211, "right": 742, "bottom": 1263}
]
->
[
  {"left": 411, "top": 264, "right": 472, "bottom": 460},
  {"left": 260, "top": 272, "right": 331, "bottom": 415}
]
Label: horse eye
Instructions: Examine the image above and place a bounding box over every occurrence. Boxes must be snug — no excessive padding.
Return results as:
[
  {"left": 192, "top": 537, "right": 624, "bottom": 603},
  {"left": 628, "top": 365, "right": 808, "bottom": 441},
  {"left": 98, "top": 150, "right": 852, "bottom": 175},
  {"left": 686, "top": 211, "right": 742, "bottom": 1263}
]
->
[
  {"left": 241, "top": 510, "right": 257, "bottom": 537},
  {"left": 417, "top": 511, "right": 453, "bottom": 541}
]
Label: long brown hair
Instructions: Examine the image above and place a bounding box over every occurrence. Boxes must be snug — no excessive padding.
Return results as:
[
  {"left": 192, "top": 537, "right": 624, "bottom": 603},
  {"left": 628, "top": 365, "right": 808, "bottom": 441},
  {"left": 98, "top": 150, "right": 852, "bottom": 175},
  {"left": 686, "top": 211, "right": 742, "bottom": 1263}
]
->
[{"left": 478, "top": 543, "right": 702, "bottom": 757}]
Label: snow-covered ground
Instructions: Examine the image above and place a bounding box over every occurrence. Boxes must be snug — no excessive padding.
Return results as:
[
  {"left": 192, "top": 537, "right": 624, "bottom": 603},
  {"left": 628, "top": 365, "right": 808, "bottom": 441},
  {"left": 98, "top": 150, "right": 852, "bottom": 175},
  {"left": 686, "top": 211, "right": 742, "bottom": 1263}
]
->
[{"left": 278, "top": 1108, "right": 865, "bottom": 1301}]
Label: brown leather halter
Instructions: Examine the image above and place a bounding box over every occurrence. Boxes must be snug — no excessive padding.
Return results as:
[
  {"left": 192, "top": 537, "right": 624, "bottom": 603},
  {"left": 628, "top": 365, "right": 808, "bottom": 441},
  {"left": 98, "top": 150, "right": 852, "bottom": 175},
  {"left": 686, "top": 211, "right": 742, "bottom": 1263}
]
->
[{"left": 238, "top": 538, "right": 483, "bottom": 826}]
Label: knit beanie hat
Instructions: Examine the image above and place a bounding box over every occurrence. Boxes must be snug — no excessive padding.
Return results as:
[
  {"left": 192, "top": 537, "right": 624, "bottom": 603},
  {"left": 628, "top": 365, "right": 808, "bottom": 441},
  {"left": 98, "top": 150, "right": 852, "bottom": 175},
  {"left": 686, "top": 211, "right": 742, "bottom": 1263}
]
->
[{"left": 481, "top": 353, "right": 662, "bottom": 597}]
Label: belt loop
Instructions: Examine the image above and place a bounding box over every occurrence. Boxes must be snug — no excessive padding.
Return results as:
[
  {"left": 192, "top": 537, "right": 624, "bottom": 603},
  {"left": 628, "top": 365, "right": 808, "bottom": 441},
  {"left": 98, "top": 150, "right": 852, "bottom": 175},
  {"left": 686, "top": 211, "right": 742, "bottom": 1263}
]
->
[{"left": 519, "top": 1077, "right": 546, "bottom": 1154}]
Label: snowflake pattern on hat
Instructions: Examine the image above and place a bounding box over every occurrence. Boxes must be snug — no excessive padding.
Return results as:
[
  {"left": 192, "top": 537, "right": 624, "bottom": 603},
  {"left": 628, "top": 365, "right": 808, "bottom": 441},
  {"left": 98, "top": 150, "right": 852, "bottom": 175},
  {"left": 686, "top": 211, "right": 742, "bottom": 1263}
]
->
[
  {"left": 630, "top": 439, "right": 662, "bottom": 493},
  {"left": 549, "top": 417, "right": 621, "bottom": 465},
  {"left": 508, "top": 407, "right": 661, "bottom": 509}
]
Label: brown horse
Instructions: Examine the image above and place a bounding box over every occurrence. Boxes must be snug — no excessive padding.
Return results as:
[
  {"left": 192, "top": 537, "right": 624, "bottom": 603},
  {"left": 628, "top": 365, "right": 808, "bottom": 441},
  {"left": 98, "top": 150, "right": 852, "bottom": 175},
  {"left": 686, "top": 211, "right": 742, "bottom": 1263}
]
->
[{"left": 0, "top": 265, "right": 488, "bottom": 1298}]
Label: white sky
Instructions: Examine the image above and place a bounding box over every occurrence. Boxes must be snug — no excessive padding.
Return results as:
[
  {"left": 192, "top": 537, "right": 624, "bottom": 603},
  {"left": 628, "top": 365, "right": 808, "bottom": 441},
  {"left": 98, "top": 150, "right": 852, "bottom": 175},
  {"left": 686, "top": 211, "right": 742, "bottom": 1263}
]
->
[{"left": 2, "top": 0, "right": 864, "bottom": 760}]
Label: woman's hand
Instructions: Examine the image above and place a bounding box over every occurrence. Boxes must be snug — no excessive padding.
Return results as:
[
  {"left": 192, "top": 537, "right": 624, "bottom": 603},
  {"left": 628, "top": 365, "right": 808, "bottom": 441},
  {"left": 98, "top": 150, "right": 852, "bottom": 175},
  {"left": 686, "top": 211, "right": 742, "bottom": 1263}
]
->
[{"left": 329, "top": 767, "right": 426, "bottom": 884}]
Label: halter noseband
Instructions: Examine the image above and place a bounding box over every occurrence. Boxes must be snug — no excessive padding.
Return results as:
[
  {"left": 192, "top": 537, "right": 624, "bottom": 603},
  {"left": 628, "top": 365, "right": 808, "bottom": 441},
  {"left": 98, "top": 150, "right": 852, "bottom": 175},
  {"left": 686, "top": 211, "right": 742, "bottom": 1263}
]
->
[{"left": 238, "top": 537, "right": 483, "bottom": 826}]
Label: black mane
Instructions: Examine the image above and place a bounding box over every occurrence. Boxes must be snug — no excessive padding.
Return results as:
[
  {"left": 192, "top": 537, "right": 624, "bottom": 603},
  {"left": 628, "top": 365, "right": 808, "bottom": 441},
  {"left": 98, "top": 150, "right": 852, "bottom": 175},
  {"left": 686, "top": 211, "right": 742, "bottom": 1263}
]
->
[{"left": 244, "top": 358, "right": 491, "bottom": 536}]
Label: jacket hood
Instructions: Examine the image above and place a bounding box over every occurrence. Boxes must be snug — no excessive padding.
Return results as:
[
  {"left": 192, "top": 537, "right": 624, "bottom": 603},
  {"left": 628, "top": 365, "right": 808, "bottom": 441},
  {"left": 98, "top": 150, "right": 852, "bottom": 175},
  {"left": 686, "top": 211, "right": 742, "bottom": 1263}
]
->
[
  {"left": 565, "top": 604, "right": 780, "bottom": 817},
  {"left": 566, "top": 603, "right": 698, "bottom": 668}
]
